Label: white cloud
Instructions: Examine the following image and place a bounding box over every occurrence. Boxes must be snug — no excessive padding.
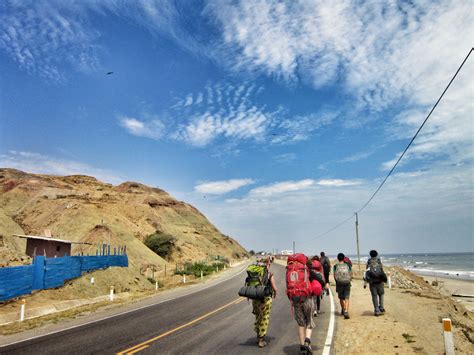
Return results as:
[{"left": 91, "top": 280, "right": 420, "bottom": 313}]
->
[
  {"left": 0, "top": 151, "right": 123, "bottom": 184},
  {"left": 194, "top": 178, "right": 254, "bottom": 195},
  {"left": 250, "top": 179, "right": 315, "bottom": 197},
  {"left": 119, "top": 116, "right": 165, "bottom": 140},
  {"left": 0, "top": 1, "right": 101, "bottom": 81},
  {"left": 193, "top": 163, "right": 472, "bottom": 254},
  {"left": 317, "top": 179, "right": 361, "bottom": 187}
]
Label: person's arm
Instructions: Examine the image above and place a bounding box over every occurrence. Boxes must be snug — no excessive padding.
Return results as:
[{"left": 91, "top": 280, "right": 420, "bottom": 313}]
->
[{"left": 269, "top": 274, "right": 277, "bottom": 298}]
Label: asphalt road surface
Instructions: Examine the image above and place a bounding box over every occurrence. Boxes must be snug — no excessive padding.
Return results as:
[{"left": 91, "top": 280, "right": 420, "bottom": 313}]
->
[{"left": 0, "top": 263, "right": 334, "bottom": 354}]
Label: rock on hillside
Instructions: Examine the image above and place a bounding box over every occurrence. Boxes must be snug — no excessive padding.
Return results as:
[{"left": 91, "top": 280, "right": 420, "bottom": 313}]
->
[{"left": 0, "top": 168, "right": 247, "bottom": 280}]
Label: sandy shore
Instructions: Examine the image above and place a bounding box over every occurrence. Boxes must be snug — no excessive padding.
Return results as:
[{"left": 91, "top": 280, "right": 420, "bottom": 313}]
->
[
  {"left": 419, "top": 275, "right": 474, "bottom": 311},
  {"left": 332, "top": 264, "right": 474, "bottom": 354}
]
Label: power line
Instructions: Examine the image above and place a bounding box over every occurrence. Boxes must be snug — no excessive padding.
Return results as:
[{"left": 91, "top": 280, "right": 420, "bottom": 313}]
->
[
  {"left": 357, "top": 47, "right": 473, "bottom": 214},
  {"left": 311, "top": 47, "right": 473, "bottom": 241}
]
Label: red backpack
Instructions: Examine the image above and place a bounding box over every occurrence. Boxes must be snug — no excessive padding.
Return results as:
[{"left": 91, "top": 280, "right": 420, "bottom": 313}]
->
[{"left": 286, "top": 253, "right": 311, "bottom": 303}]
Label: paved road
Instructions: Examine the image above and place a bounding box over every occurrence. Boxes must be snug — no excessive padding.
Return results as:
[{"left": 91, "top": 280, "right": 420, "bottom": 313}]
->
[{"left": 0, "top": 263, "right": 334, "bottom": 354}]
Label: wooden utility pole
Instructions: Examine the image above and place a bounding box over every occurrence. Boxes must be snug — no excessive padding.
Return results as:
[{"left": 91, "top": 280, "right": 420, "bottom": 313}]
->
[{"left": 355, "top": 212, "right": 361, "bottom": 273}]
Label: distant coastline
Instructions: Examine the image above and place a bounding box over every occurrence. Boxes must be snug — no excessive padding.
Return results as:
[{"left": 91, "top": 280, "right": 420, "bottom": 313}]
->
[{"left": 343, "top": 252, "right": 473, "bottom": 281}]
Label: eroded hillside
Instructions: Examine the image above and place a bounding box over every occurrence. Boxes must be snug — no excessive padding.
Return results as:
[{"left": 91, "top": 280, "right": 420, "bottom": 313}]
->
[{"left": 0, "top": 168, "right": 247, "bottom": 296}]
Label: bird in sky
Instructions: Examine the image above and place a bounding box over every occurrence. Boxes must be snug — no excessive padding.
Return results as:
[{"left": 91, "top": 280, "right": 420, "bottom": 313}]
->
[{"left": 106, "top": 72, "right": 114, "bottom": 75}]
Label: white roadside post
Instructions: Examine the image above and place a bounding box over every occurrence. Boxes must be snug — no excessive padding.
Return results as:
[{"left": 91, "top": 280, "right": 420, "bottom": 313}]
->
[
  {"left": 387, "top": 273, "right": 392, "bottom": 289},
  {"left": 91, "top": 277, "right": 95, "bottom": 285},
  {"left": 200, "top": 270, "right": 203, "bottom": 281},
  {"left": 216, "top": 266, "right": 219, "bottom": 273},
  {"left": 443, "top": 318, "right": 455, "bottom": 355},
  {"left": 183, "top": 274, "right": 186, "bottom": 283},
  {"left": 109, "top": 286, "right": 114, "bottom": 301},
  {"left": 155, "top": 281, "right": 159, "bottom": 291},
  {"left": 20, "top": 299, "right": 26, "bottom": 322}
]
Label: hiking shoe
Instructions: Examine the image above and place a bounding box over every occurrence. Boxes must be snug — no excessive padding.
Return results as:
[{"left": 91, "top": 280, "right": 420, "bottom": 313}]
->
[
  {"left": 258, "top": 337, "right": 267, "bottom": 348},
  {"left": 375, "top": 311, "right": 382, "bottom": 316},
  {"left": 300, "top": 345, "right": 307, "bottom": 354},
  {"left": 340, "top": 309, "right": 344, "bottom": 316},
  {"left": 313, "top": 311, "right": 318, "bottom": 317},
  {"left": 304, "top": 345, "right": 313, "bottom": 355},
  {"left": 380, "top": 308, "right": 385, "bottom": 313},
  {"left": 343, "top": 311, "right": 350, "bottom": 319}
]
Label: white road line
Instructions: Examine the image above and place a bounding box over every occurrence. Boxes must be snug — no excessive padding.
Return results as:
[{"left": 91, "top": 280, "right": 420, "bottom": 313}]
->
[
  {"left": 322, "top": 288, "right": 335, "bottom": 355},
  {"left": 0, "top": 264, "right": 248, "bottom": 349}
]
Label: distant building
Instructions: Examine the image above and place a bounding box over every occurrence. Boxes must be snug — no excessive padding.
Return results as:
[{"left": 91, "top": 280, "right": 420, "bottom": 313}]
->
[
  {"left": 13, "top": 234, "right": 90, "bottom": 258},
  {"left": 280, "top": 250, "right": 293, "bottom": 255}
]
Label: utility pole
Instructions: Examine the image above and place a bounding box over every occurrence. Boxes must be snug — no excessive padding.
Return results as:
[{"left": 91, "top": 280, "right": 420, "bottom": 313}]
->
[
  {"left": 355, "top": 212, "right": 361, "bottom": 273},
  {"left": 293, "top": 241, "right": 295, "bottom": 254}
]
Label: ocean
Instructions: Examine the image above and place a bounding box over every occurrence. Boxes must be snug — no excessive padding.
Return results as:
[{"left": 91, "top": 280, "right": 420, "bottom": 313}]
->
[{"left": 346, "top": 252, "right": 473, "bottom": 281}]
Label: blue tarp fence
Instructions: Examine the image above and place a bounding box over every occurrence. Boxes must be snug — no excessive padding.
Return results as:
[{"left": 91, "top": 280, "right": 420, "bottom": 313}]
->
[{"left": 0, "top": 254, "right": 128, "bottom": 302}]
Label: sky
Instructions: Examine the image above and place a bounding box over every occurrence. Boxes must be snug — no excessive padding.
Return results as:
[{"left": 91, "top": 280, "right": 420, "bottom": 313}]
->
[{"left": 0, "top": 0, "right": 473, "bottom": 256}]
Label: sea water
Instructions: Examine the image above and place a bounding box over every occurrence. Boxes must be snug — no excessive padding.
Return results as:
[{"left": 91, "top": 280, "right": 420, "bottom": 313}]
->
[
  {"left": 383, "top": 252, "right": 473, "bottom": 281},
  {"left": 347, "top": 252, "right": 473, "bottom": 281}
]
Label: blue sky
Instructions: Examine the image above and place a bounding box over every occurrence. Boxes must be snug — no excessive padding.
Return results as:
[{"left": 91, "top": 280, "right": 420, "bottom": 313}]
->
[{"left": 1, "top": 0, "right": 472, "bottom": 255}]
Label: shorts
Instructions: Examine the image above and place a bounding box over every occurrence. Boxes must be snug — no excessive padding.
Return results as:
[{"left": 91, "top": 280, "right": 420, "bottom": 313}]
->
[
  {"left": 336, "top": 282, "right": 351, "bottom": 300},
  {"left": 293, "top": 298, "right": 315, "bottom": 328}
]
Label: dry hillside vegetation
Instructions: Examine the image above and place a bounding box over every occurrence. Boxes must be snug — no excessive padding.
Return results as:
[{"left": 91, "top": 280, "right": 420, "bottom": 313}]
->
[{"left": 0, "top": 168, "right": 247, "bottom": 300}]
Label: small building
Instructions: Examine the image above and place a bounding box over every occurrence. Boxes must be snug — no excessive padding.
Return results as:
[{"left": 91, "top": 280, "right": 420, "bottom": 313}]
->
[{"left": 13, "top": 234, "right": 90, "bottom": 258}]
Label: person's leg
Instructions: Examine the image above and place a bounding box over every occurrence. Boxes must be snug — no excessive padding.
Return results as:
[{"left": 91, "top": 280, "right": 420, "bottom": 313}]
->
[
  {"left": 370, "top": 283, "right": 380, "bottom": 314},
  {"left": 378, "top": 283, "right": 385, "bottom": 311},
  {"left": 257, "top": 297, "right": 272, "bottom": 346},
  {"left": 298, "top": 326, "right": 306, "bottom": 345},
  {"left": 316, "top": 296, "right": 321, "bottom": 312}
]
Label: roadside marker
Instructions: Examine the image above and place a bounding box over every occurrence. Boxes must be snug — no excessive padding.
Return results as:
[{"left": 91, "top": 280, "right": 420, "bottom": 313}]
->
[
  {"left": 388, "top": 273, "right": 392, "bottom": 289},
  {"left": 20, "top": 300, "right": 26, "bottom": 322},
  {"left": 183, "top": 274, "right": 186, "bottom": 284},
  {"left": 155, "top": 282, "right": 159, "bottom": 291},
  {"left": 110, "top": 286, "right": 114, "bottom": 301},
  {"left": 443, "top": 318, "right": 455, "bottom": 355}
]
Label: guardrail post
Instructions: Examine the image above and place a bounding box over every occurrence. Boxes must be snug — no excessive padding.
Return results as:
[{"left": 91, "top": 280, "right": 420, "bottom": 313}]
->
[
  {"left": 443, "top": 318, "right": 455, "bottom": 355},
  {"left": 20, "top": 299, "right": 25, "bottom": 321}
]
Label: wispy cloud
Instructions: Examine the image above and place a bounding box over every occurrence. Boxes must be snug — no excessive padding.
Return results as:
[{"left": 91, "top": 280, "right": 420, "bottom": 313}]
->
[
  {"left": 317, "top": 179, "right": 361, "bottom": 187},
  {"left": 0, "top": 151, "right": 123, "bottom": 184},
  {"left": 274, "top": 153, "right": 297, "bottom": 163},
  {"left": 0, "top": 1, "right": 101, "bottom": 82},
  {"left": 194, "top": 178, "right": 254, "bottom": 195},
  {"left": 119, "top": 116, "right": 165, "bottom": 140},
  {"left": 250, "top": 179, "right": 315, "bottom": 197}
]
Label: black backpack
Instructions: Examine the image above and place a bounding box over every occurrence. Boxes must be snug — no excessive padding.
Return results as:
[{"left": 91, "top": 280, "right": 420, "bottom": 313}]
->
[
  {"left": 321, "top": 257, "right": 330, "bottom": 274},
  {"left": 367, "top": 258, "right": 387, "bottom": 283}
]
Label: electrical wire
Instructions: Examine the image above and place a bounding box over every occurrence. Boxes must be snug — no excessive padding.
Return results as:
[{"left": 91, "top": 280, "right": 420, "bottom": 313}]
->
[{"left": 310, "top": 47, "right": 473, "bottom": 241}]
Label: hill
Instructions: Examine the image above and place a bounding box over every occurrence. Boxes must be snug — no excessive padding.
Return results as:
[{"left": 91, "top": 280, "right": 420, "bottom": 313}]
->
[{"left": 0, "top": 168, "right": 247, "bottom": 298}]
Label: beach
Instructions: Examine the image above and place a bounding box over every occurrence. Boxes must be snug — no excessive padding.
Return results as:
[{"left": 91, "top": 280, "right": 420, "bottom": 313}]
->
[
  {"left": 331, "top": 265, "right": 473, "bottom": 354},
  {"left": 419, "top": 275, "right": 474, "bottom": 311}
]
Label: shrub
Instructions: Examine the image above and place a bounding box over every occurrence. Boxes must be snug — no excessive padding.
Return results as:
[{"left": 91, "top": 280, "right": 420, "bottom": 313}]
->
[
  {"left": 144, "top": 232, "right": 176, "bottom": 259},
  {"left": 174, "top": 261, "right": 228, "bottom": 277}
]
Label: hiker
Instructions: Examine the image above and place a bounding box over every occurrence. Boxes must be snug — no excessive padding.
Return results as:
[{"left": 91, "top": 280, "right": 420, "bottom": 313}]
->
[
  {"left": 308, "top": 256, "right": 325, "bottom": 316},
  {"left": 364, "top": 250, "right": 387, "bottom": 316},
  {"left": 286, "top": 254, "right": 315, "bottom": 354},
  {"left": 248, "top": 257, "right": 277, "bottom": 348},
  {"left": 333, "top": 253, "right": 352, "bottom": 319},
  {"left": 320, "top": 252, "right": 331, "bottom": 295}
]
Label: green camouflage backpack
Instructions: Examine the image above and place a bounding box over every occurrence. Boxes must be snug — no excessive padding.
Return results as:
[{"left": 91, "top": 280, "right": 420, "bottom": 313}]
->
[{"left": 245, "top": 262, "right": 269, "bottom": 287}]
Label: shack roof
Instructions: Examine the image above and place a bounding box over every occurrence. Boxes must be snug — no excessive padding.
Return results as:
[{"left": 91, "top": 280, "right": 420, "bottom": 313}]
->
[{"left": 13, "top": 234, "right": 92, "bottom": 245}]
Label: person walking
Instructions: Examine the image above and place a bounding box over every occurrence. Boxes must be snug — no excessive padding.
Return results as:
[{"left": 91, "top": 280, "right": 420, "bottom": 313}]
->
[
  {"left": 320, "top": 252, "right": 331, "bottom": 295},
  {"left": 286, "top": 254, "right": 315, "bottom": 354},
  {"left": 333, "top": 253, "right": 352, "bottom": 319},
  {"left": 309, "top": 256, "right": 325, "bottom": 316},
  {"left": 364, "top": 250, "right": 386, "bottom": 316},
  {"left": 251, "top": 256, "right": 277, "bottom": 348}
]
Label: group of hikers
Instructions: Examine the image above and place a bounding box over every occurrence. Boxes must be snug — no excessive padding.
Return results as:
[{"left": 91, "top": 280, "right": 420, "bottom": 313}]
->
[{"left": 239, "top": 250, "right": 387, "bottom": 354}]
